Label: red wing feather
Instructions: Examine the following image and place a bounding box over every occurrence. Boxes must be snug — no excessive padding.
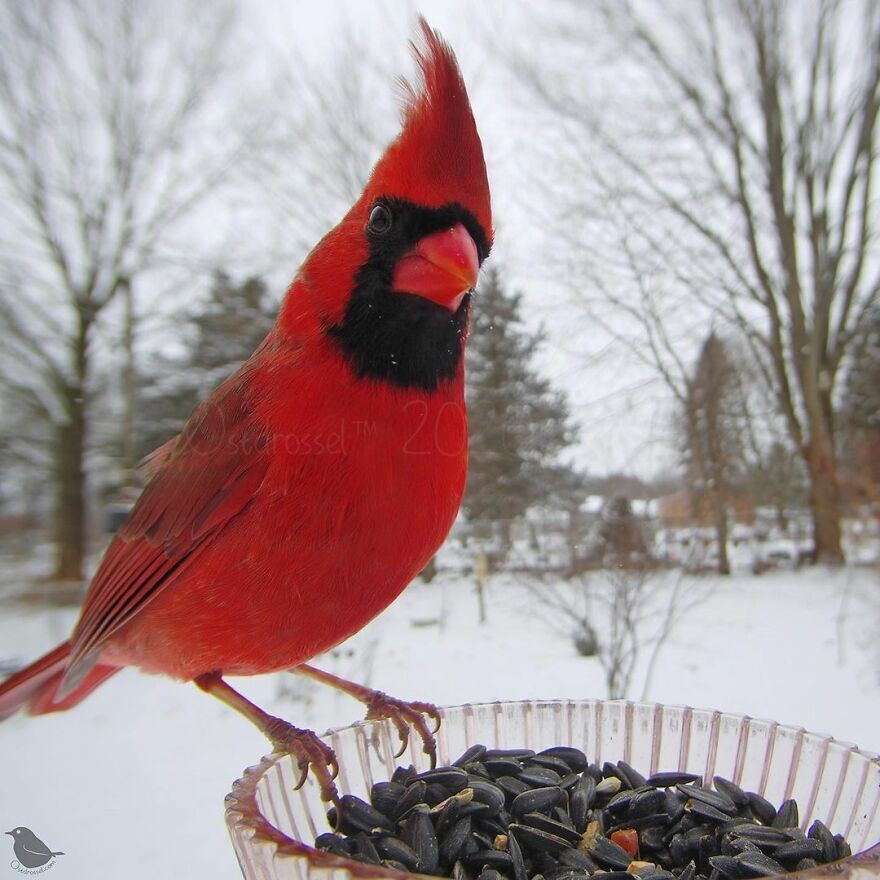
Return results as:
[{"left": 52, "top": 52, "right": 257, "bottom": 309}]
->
[{"left": 61, "top": 372, "right": 268, "bottom": 695}]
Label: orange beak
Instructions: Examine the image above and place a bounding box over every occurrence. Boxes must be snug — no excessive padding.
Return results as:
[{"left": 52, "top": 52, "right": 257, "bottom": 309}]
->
[{"left": 392, "top": 223, "right": 480, "bottom": 312}]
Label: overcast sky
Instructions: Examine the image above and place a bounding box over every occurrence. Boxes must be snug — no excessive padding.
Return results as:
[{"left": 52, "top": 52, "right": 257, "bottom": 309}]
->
[{"left": 226, "top": 0, "right": 676, "bottom": 479}]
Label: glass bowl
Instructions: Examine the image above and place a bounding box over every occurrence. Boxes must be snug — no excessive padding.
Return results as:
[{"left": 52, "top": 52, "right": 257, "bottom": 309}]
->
[{"left": 225, "top": 700, "right": 880, "bottom": 880}]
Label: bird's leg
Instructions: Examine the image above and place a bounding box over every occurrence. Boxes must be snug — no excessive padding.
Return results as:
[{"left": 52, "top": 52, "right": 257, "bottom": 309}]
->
[
  {"left": 291, "top": 663, "right": 441, "bottom": 766},
  {"left": 194, "top": 671, "right": 339, "bottom": 806}
]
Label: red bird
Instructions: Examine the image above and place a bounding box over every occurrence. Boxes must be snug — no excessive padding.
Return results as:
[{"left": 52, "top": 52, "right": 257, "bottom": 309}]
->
[{"left": 0, "top": 21, "right": 491, "bottom": 801}]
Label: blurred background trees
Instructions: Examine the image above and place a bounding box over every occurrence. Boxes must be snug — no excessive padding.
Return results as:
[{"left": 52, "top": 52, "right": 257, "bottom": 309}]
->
[
  {"left": 134, "top": 272, "right": 276, "bottom": 459},
  {"left": 677, "top": 334, "right": 747, "bottom": 575},
  {"left": 0, "top": 0, "right": 877, "bottom": 586},
  {"left": 0, "top": 0, "right": 250, "bottom": 579},
  {"left": 511, "top": 0, "right": 880, "bottom": 564},
  {"left": 463, "top": 267, "right": 582, "bottom": 565}
]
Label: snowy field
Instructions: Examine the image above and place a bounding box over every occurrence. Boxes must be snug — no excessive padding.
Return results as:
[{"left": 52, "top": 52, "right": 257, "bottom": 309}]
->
[{"left": 0, "top": 564, "right": 878, "bottom": 879}]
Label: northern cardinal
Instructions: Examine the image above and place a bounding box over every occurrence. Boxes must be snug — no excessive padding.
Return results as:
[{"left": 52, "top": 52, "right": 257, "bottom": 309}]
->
[{"left": 0, "top": 20, "right": 491, "bottom": 803}]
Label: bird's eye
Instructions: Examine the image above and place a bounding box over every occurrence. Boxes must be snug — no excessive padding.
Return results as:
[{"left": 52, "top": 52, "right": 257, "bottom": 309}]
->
[{"left": 367, "top": 203, "right": 392, "bottom": 235}]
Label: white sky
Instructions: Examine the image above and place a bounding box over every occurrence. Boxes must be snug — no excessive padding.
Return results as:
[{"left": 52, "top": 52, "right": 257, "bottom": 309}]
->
[{"left": 227, "top": 0, "right": 677, "bottom": 479}]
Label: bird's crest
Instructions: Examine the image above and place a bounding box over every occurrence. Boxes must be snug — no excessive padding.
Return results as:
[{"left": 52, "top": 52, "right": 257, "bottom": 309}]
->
[{"left": 365, "top": 19, "right": 492, "bottom": 243}]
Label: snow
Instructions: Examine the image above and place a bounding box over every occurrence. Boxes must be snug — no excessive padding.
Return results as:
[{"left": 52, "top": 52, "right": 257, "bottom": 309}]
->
[{"left": 1, "top": 564, "right": 878, "bottom": 878}]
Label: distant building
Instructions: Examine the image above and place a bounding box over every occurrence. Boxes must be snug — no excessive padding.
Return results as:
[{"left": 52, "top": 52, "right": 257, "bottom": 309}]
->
[{"left": 657, "top": 490, "right": 755, "bottom": 529}]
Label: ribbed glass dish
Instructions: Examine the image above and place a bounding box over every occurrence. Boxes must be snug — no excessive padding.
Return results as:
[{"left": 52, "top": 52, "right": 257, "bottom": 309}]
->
[{"left": 225, "top": 700, "right": 880, "bottom": 880}]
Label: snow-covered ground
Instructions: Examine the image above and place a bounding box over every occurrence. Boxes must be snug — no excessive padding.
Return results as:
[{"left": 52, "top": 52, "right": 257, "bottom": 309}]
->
[{"left": 0, "top": 564, "right": 878, "bottom": 879}]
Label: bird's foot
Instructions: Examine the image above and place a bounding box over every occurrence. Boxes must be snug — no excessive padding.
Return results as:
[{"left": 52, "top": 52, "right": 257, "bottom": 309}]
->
[
  {"left": 263, "top": 716, "right": 340, "bottom": 807},
  {"left": 363, "top": 691, "right": 441, "bottom": 766}
]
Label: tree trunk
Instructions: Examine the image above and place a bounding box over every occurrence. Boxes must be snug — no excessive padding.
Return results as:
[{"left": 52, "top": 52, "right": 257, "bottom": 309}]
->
[
  {"left": 120, "top": 276, "right": 137, "bottom": 479},
  {"left": 710, "top": 492, "right": 731, "bottom": 575},
  {"left": 52, "top": 310, "right": 92, "bottom": 581},
  {"left": 806, "top": 435, "right": 844, "bottom": 564},
  {"left": 419, "top": 554, "right": 438, "bottom": 583},
  {"left": 52, "top": 407, "right": 86, "bottom": 580}
]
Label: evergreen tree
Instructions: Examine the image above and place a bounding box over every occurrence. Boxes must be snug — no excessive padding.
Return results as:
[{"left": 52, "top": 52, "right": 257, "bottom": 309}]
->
[
  {"left": 136, "top": 271, "right": 276, "bottom": 459},
  {"left": 678, "top": 333, "right": 746, "bottom": 574},
  {"left": 596, "top": 495, "right": 650, "bottom": 571},
  {"left": 463, "top": 267, "right": 579, "bottom": 556}
]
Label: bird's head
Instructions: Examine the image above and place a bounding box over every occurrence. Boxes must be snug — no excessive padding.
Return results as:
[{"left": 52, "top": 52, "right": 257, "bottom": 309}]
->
[{"left": 284, "top": 20, "right": 492, "bottom": 391}]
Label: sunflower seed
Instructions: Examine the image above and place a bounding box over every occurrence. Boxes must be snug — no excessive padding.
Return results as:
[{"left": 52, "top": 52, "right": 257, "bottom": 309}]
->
[
  {"left": 708, "top": 855, "right": 743, "bottom": 879},
  {"left": 351, "top": 833, "right": 380, "bottom": 865},
  {"left": 559, "top": 847, "right": 598, "bottom": 871},
  {"left": 484, "top": 749, "right": 536, "bottom": 761},
  {"left": 678, "top": 860, "right": 697, "bottom": 880},
  {"left": 745, "top": 793, "right": 777, "bottom": 826},
  {"left": 678, "top": 785, "right": 738, "bottom": 816},
  {"left": 440, "top": 816, "right": 472, "bottom": 866},
  {"left": 808, "top": 820, "right": 837, "bottom": 861},
  {"left": 454, "top": 745, "right": 488, "bottom": 767},
  {"left": 731, "top": 824, "right": 793, "bottom": 847},
  {"left": 452, "top": 860, "right": 471, "bottom": 880},
  {"left": 465, "top": 850, "right": 512, "bottom": 871},
  {"left": 434, "top": 799, "right": 462, "bottom": 839},
  {"left": 485, "top": 758, "right": 525, "bottom": 778},
  {"left": 530, "top": 755, "right": 577, "bottom": 776},
  {"left": 375, "top": 835, "right": 420, "bottom": 871},
  {"left": 630, "top": 788, "right": 668, "bottom": 818},
  {"left": 371, "top": 781, "right": 406, "bottom": 816},
  {"left": 521, "top": 812, "right": 583, "bottom": 845},
  {"left": 687, "top": 800, "right": 736, "bottom": 824},
  {"left": 509, "top": 824, "right": 528, "bottom": 880},
  {"left": 571, "top": 776, "right": 597, "bottom": 831},
  {"left": 721, "top": 837, "right": 760, "bottom": 857},
  {"left": 647, "top": 772, "right": 702, "bottom": 787},
  {"left": 589, "top": 834, "right": 635, "bottom": 870},
  {"left": 735, "top": 851, "right": 786, "bottom": 878},
  {"left": 521, "top": 766, "right": 563, "bottom": 788},
  {"left": 459, "top": 801, "right": 493, "bottom": 820},
  {"left": 539, "top": 747, "right": 589, "bottom": 773},
  {"left": 510, "top": 823, "right": 572, "bottom": 855},
  {"left": 604, "top": 763, "right": 631, "bottom": 787},
  {"left": 512, "top": 786, "right": 565, "bottom": 818},
  {"left": 497, "top": 775, "right": 531, "bottom": 799},
  {"left": 416, "top": 767, "right": 470, "bottom": 791},
  {"left": 638, "top": 826, "right": 667, "bottom": 852},
  {"left": 338, "top": 794, "right": 394, "bottom": 833},
  {"left": 713, "top": 778, "right": 750, "bottom": 808},
  {"left": 469, "top": 778, "right": 506, "bottom": 814},
  {"left": 391, "top": 780, "right": 427, "bottom": 821},
  {"left": 403, "top": 807, "right": 439, "bottom": 874},
  {"left": 618, "top": 761, "right": 648, "bottom": 789},
  {"left": 772, "top": 799, "right": 798, "bottom": 830},
  {"left": 392, "top": 765, "right": 416, "bottom": 786},
  {"left": 315, "top": 746, "right": 855, "bottom": 880},
  {"left": 315, "top": 832, "right": 350, "bottom": 857},
  {"left": 772, "top": 837, "right": 823, "bottom": 864},
  {"left": 834, "top": 834, "right": 852, "bottom": 859}
]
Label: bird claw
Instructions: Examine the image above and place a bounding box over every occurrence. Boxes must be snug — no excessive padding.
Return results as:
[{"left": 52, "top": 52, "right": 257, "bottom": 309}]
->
[
  {"left": 266, "top": 719, "right": 340, "bottom": 808},
  {"left": 364, "top": 692, "right": 441, "bottom": 767}
]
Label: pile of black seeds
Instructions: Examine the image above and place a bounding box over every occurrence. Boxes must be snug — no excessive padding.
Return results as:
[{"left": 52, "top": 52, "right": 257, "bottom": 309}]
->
[{"left": 315, "top": 744, "right": 854, "bottom": 880}]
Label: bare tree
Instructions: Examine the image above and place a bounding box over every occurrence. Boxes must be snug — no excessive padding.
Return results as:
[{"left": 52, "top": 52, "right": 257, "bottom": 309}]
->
[
  {"left": 510, "top": 0, "right": 880, "bottom": 563},
  {"left": 242, "top": 26, "right": 397, "bottom": 272},
  {"left": 529, "top": 566, "right": 706, "bottom": 700},
  {"left": 528, "top": 499, "right": 709, "bottom": 699},
  {"left": 0, "top": 0, "right": 249, "bottom": 579}
]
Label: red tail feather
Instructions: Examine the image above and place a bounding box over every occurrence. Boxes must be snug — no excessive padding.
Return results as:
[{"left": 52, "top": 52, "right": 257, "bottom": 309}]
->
[{"left": 0, "top": 641, "right": 120, "bottom": 720}]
